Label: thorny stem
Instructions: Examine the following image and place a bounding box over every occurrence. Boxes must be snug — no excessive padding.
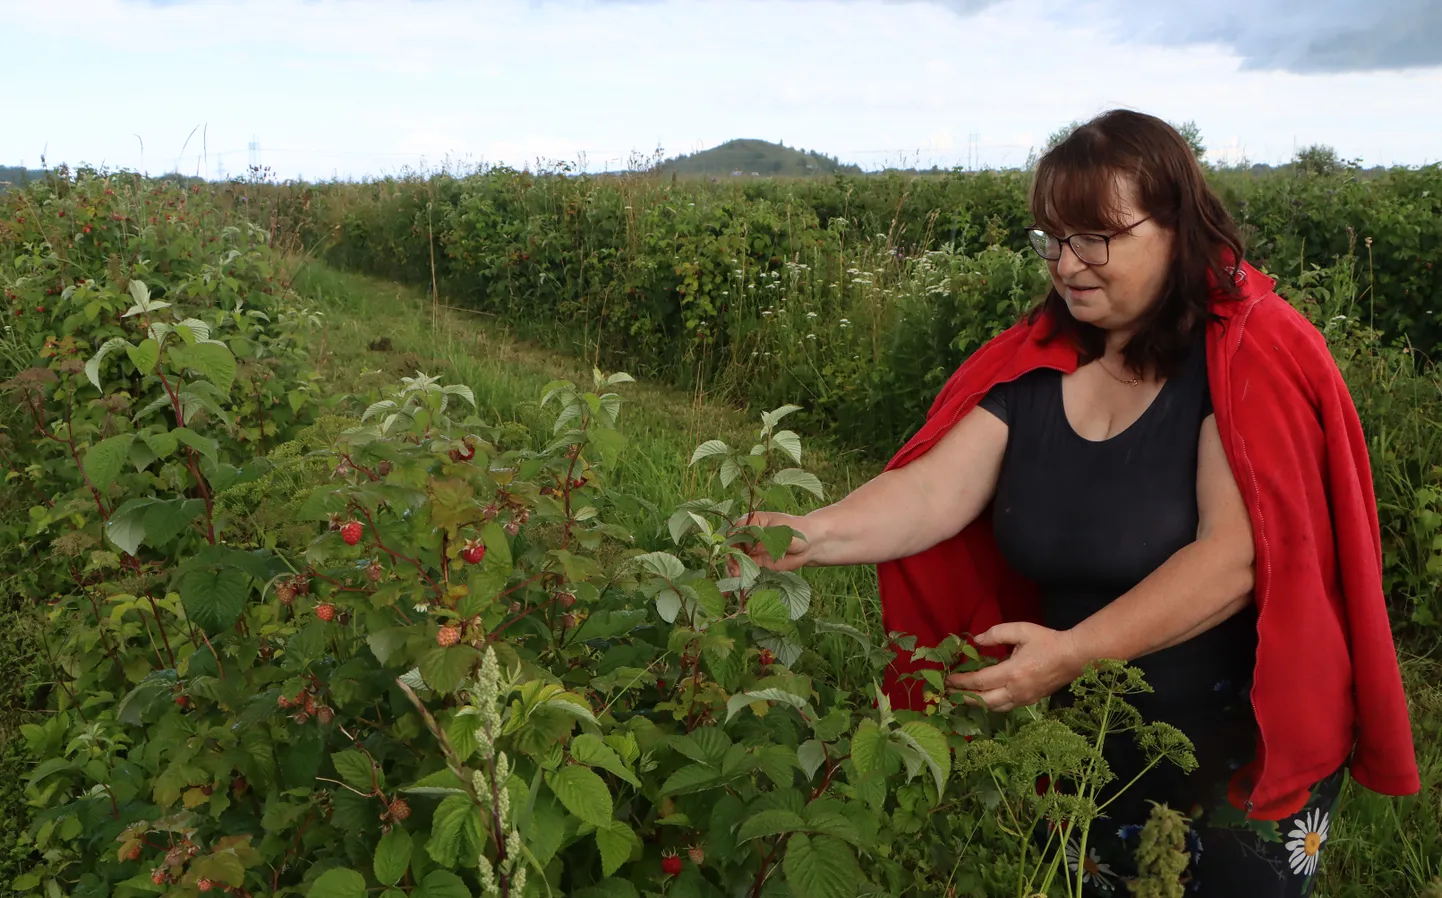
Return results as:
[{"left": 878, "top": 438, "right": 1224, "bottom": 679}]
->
[
  {"left": 353, "top": 503, "right": 441, "bottom": 596},
  {"left": 146, "top": 592, "right": 178, "bottom": 668}
]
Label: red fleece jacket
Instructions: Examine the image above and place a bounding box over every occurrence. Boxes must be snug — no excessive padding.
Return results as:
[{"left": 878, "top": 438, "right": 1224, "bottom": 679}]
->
[{"left": 877, "top": 261, "right": 1420, "bottom": 820}]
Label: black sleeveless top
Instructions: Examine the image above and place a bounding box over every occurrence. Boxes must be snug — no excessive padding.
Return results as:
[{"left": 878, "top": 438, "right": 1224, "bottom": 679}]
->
[{"left": 978, "top": 336, "right": 1258, "bottom": 718}]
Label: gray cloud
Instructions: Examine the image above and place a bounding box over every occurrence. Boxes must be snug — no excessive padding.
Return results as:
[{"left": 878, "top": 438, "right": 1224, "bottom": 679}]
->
[
  {"left": 1103, "top": 0, "right": 1442, "bottom": 74},
  {"left": 778, "top": 0, "right": 1442, "bottom": 73},
  {"left": 822, "top": 0, "right": 1442, "bottom": 74}
]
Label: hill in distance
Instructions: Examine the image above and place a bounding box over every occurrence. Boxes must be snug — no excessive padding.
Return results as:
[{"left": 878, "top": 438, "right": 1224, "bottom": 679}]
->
[
  {"left": 656, "top": 139, "right": 862, "bottom": 177},
  {"left": 0, "top": 165, "right": 48, "bottom": 189}
]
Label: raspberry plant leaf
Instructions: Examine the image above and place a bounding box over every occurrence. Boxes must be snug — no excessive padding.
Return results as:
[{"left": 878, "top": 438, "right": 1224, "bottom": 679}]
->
[
  {"left": 373, "top": 827, "right": 413, "bottom": 886},
  {"left": 545, "top": 764, "right": 614, "bottom": 828}
]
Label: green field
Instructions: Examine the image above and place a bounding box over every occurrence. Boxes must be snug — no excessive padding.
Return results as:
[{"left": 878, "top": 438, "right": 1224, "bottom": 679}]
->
[{"left": 1, "top": 167, "right": 1439, "bottom": 897}]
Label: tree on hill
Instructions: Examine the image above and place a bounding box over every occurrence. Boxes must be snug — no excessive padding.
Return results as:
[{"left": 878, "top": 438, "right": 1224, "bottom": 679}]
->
[{"left": 656, "top": 139, "right": 862, "bottom": 177}]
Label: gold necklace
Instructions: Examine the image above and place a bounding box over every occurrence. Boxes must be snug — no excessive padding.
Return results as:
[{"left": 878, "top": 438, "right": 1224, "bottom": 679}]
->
[{"left": 1097, "top": 357, "right": 1141, "bottom": 387}]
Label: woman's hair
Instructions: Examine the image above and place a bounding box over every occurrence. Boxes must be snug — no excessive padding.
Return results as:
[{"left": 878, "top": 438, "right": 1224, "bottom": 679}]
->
[{"left": 1027, "top": 109, "right": 1246, "bottom": 376}]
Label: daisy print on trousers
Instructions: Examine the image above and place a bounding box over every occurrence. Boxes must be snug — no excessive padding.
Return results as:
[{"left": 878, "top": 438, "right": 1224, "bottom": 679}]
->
[
  {"left": 1286, "top": 808, "right": 1330, "bottom": 876},
  {"left": 1066, "top": 838, "right": 1115, "bottom": 891}
]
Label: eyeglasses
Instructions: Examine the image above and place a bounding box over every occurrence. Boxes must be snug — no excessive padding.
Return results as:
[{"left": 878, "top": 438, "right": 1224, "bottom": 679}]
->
[{"left": 1027, "top": 216, "right": 1152, "bottom": 266}]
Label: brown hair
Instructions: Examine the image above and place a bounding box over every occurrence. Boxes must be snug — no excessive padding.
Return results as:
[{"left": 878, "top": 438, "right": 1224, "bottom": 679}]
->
[{"left": 1027, "top": 109, "right": 1246, "bottom": 377}]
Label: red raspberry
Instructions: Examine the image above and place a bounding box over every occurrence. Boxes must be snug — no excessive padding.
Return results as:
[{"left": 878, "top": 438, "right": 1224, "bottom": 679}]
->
[
  {"left": 151, "top": 868, "right": 168, "bottom": 885},
  {"left": 278, "top": 695, "right": 292, "bottom": 708},
  {"left": 389, "top": 798, "right": 411, "bottom": 821},
  {"left": 174, "top": 695, "right": 189, "bottom": 708},
  {"left": 340, "top": 520, "right": 363, "bottom": 545},
  {"left": 460, "top": 539, "right": 486, "bottom": 565},
  {"left": 437, "top": 626, "right": 461, "bottom": 647},
  {"left": 315, "top": 603, "right": 336, "bottom": 622},
  {"left": 123, "top": 843, "right": 141, "bottom": 861},
  {"left": 303, "top": 694, "right": 317, "bottom": 715},
  {"left": 758, "top": 648, "right": 775, "bottom": 667},
  {"left": 570, "top": 478, "right": 586, "bottom": 489},
  {"left": 661, "top": 849, "right": 683, "bottom": 876}
]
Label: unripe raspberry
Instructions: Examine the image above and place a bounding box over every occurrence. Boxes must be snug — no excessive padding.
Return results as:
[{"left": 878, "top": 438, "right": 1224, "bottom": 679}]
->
[
  {"left": 196, "top": 879, "right": 213, "bottom": 892},
  {"left": 275, "top": 582, "right": 295, "bottom": 604},
  {"left": 389, "top": 798, "right": 411, "bottom": 821},
  {"left": 365, "top": 561, "right": 383, "bottom": 582},
  {"left": 316, "top": 706, "right": 335, "bottom": 726},
  {"left": 687, "top": 844, "right": 705, "bottom": 865},
  {"left": 557, "top": 592, "right": 576, "bottom": 609},
  {"left": 437, "top": 626, "right": 461, "bottom": 647}
]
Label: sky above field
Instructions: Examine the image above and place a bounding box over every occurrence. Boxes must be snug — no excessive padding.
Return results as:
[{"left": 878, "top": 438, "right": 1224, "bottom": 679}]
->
[{"left": 4, "top": 0, "right": 1442, "bottom": 178}]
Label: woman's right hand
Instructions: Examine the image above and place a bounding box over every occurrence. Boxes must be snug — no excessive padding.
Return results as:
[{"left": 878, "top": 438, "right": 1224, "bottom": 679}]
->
[{"left": 731, "top": 511, "right": 816, "bottom": 573}]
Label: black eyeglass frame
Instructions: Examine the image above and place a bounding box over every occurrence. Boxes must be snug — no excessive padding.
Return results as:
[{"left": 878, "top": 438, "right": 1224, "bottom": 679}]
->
[{"left": 1026, "top": 216, "right": 1153, "bottom": 266}]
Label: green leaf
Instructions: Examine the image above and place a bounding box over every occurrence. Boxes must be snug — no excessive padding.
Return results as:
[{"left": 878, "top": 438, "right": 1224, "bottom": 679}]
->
[
  {"left": 850, "top": 720, "right": 886, "bottom": 778},
  {"left": 169, "top": 340, "right": 237, "bottom": 393},
  {"left": 897, "top": 721, "right": 950, "bottom": 793},
  {"left": 692, "top": 578, "right": 726, "bottom": 619},
  {"left": 400, "top": 768, "right": 468, "bottom": 797},
  {"left": 725, "top": 687, "right": 812, "bottom": 724},
  {"left": 797, "top": 740, "right": 826, "bottom": 782},
  {"left": 84, "top": 434, "right": 136, "bottom": 490},
  {"left": 783, "top": 834, "right": 862, "bottom": 898},
  {"left": 737, "top": 809, "right": 806, "bottom": 843},
  {"left": 771, "top": 429, "right": 803, "bottom": 463},
  {"left": 772, "top": 570, "right": 812, "bottom": 620},
  {"left": 756, "top": 524, "right": 798, "bottom": 562},
  {"left": 660, "top": 763, "right": 722, "bottom": 796},
  {"left": 426, "top": 794, "right": 481, "bottom": 867},
  {"left": 172, "top": 426, "right": 219, "bottom": 464},
  {"left": 418, "top": 644, "right": 480, "bottom": 694},
  {"left": 176, "top": 565, "right": 250, "bottom": 633},
  {"left": 85, "top": 336, "right": 129, "bottom": 389},
  {"left": 414, "top": 870, "right": 470, "bottom": 898},
  {"left": 573, "top": 608, "right": 649, "bottom": 642},
  {"left": 331, "top": 750, "right": 376, "bottom": 792},
  {"left": 142, "top": 429, "right": 179, "bottom": 459},
  {"left": 141, "top": 497, "right": 205, "bottom": 547},
  {"left": 746, "top": 590, "right": 790, "bottom": 632},
  {"left": 594, "top": 820, "right": 638, "bottom": 877},
  {"left": 757, "top": 744, "right": 798, "bottom": 788},
  {"left": 761, "top": 404, "right": 803, "bottom": 431},
  {"left": 546, "top": 765, "right": 613, "bottom": 828},
  {"left": 373, "top": 827, "right": 412, "bottom": 886},
  {"left": 571, "top": 880, "right": 641, "bottom": 898},
  {"left": 572, "top": 733, "right": 640, "bottom": 787},
  {"left": 771, "top": 468, "right": 825, "bottom": 500},
  {"left": 307, "top": 867, "right": 366, "bottom": 898},
  {"left": 126, "top": 338, "right": 160, "bottom": 374},
  {"left": 588, "top": 426, "right": 628, "bottom": 469},
  {"left": 105, "top": 498, "right": 153, "bottom": 556},
  {"left": 802, "top": 804, "right": 864, "bottom": 846},
  {"left": 634, "top": 551, "right": 686, "bottom": 580},
  {"left": 689, "top": 439, "right": 730, "bottom": 465}
]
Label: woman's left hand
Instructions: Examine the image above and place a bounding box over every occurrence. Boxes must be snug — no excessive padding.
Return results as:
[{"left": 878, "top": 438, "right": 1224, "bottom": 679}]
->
[{"left": 944, "top": 623, "right": 1087, "bottom": 713}]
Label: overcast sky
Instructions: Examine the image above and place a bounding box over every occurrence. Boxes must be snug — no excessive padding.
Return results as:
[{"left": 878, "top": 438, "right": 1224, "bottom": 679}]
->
[{"left": 3, "top": 0, "right": 1440, "bottom": 180}]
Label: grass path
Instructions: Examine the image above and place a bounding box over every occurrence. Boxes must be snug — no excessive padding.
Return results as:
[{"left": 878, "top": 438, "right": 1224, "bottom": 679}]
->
[
  {"left": 294, "top": 262, "right": 886, "bottom": 640},
  {"left": 296, "top": 262, "right": 1441, "bottom": 897}
]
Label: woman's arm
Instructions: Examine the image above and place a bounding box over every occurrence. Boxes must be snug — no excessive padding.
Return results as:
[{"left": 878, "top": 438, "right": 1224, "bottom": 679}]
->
[
  {"left": 743, "top": 405, "right": 1010, "bottom": 570},
  {"left": 947, "top": 414, "right": 1256, "bottom": 711}
]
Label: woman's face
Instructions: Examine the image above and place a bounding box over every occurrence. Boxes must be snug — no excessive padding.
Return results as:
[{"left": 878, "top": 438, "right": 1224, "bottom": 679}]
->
[{"left": 1045, "top": 179, "right": 1173, "bottom": 336}]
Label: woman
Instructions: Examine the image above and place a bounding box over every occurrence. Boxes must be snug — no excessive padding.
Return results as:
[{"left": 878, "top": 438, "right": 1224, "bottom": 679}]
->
[{"left": 742, "top": 110, "right": 1419, "bottom": 895}]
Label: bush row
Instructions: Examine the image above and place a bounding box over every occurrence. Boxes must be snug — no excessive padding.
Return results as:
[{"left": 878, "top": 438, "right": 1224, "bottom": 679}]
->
[{"left": 1, "top": 169, "right": 1221, "bottom": 898}]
